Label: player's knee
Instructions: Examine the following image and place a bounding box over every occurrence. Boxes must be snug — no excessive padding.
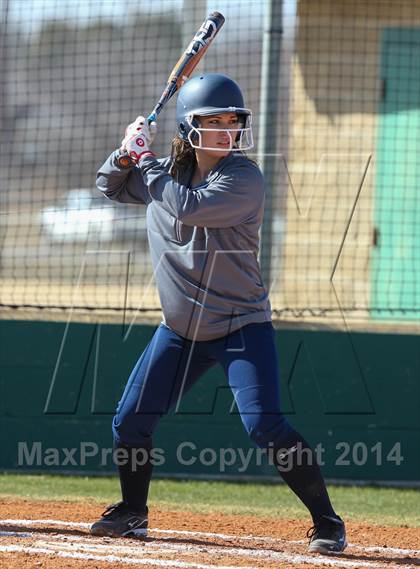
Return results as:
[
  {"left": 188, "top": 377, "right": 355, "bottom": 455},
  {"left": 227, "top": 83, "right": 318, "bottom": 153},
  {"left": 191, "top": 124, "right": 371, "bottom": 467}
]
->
[
  {"left": 112, "top": 413, "right": 152, "bottom": 448},
  {"left": 245, "top": 414, "right": 293, "bottom": 449}
]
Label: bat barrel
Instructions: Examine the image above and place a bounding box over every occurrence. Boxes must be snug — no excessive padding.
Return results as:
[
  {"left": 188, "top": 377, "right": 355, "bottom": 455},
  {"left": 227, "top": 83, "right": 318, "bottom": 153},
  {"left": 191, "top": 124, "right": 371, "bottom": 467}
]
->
[{"left": 208, "top": 12, "right": 225, "bottom": 26}]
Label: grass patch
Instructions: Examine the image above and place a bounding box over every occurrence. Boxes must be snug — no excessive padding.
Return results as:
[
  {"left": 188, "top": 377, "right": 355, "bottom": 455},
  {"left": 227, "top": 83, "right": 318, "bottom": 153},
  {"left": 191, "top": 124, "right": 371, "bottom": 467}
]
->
[{"left": 0, "top": 473, "right": 419, "bottom": 527}]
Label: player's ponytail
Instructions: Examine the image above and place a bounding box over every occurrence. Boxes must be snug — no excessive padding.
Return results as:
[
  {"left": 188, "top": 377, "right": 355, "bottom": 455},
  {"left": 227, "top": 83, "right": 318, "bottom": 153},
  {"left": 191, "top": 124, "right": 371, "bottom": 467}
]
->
[{"left": 170, "top": 135, "right": 196, "bottom": 180}]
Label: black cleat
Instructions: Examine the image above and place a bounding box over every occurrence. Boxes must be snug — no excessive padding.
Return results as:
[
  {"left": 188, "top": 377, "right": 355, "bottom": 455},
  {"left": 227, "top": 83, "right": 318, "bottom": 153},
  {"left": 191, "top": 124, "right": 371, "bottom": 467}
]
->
[
  {"left": 307, "top": 515, "right": 347, "bottom": 554},
  {"left": 90, "top": 501, "right": 148, "bottom": 538}
]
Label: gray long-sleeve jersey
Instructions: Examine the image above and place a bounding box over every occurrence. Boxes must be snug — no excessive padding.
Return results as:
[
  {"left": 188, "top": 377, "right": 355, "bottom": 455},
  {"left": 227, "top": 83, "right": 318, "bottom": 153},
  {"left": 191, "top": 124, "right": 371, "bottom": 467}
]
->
[{"left": 96, "top": 151, "right": 272, "bottom": 341}]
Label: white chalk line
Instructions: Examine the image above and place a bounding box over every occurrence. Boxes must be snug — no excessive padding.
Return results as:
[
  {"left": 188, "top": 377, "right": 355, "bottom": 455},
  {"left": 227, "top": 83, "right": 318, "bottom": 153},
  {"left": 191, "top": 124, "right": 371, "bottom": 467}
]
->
[
  {"left": 5, "top": 530, "right": 418, "bottom": 564},
  {"left": 34, "top": 534, "right": 420, "bottom": 568},
  {"left": 0, "top": 518, "right": 419, "bottom": 568},
  {"left": 2, "top": 534, "right": 420, "bottom": 569},
  {"left": 0, "top": 540, "right": 418, "bottom": 569},
  {"left": 1, "top": 518, "right": 90, "bottom": 528},
  {"left": 1, "top": 518, "right": 419, "bottom": 557},
  {"left": 0, "top": 544, "right": 257, "bottom": 569},
  {"left": 0, "top": 531, "right": 32, "bottom": 538}
]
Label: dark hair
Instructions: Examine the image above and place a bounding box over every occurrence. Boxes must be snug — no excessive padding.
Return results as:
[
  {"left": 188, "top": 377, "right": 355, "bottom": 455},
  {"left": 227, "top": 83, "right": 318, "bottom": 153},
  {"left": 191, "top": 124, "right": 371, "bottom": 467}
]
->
[{"left": 169, "top": 135, "right": 197, "bottom": 180}]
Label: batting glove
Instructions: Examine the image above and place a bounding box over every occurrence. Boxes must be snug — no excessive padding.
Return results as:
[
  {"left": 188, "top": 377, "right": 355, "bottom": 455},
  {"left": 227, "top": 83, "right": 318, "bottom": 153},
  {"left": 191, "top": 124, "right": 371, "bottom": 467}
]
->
[{"left": 121, "top": 116, "right": 157, "bottom": 149}]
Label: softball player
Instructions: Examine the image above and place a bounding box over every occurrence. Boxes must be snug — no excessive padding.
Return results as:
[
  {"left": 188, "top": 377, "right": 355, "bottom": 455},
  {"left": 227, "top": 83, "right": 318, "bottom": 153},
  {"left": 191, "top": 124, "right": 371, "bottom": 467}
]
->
[{"left": 91, "top": 73, "right": 347, "bottom": 554}]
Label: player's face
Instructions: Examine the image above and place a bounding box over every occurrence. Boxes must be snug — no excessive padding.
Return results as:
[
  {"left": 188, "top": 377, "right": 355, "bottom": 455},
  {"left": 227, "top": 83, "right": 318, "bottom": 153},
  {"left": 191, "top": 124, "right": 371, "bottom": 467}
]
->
[{"left": 195, "top": 113, "right": 242, "bottom": 157}]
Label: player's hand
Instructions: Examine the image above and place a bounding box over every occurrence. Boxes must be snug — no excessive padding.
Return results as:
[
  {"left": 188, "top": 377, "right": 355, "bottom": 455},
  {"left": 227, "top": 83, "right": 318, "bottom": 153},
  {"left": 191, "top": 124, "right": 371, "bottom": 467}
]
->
[
  {"left": 120, "top": 116, "right": 157, "bottom": 149},
  {"left": 123, "top": 122, "right": 157, "bottom": 164}
]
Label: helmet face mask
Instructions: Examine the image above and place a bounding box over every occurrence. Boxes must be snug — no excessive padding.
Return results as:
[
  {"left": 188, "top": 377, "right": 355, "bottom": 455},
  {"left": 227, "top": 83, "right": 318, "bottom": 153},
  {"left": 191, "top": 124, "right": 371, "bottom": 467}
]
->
[
  {"left": 176, "top": 73, "right": 254, "bottom": 152},
  {"left": 185, "top": 112, "right": 254, "bottom": 152}
]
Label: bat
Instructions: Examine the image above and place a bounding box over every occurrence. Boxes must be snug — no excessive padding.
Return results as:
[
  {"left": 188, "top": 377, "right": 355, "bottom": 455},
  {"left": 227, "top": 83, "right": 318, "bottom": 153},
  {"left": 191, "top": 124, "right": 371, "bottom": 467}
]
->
[{"left": 117, "top": 11, "right": 225, "bottom": 167}]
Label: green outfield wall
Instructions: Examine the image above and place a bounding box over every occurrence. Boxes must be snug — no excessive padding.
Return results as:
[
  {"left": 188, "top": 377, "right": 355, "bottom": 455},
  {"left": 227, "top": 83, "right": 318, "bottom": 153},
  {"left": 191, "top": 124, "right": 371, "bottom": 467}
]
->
[{"left": 0, "top": 319, "right": 418, "bottom": 484}]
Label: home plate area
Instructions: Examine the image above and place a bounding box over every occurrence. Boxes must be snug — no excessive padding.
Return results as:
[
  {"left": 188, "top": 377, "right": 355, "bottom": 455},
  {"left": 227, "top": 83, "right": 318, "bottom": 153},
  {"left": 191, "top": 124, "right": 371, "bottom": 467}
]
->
[{"left": 0, "top": 502, "right": 419, "bottom": 569}]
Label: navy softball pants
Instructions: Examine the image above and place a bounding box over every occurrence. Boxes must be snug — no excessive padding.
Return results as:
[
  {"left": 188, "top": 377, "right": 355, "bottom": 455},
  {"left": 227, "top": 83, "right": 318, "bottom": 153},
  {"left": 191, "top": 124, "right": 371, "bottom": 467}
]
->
[{"left": 112, "top": 321, "right": 294, "bottom": 449}]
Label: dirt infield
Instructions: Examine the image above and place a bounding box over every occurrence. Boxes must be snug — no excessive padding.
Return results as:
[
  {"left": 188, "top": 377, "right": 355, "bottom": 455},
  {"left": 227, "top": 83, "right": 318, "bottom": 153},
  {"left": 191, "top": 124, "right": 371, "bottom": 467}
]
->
[{"left": 0, "top": 499, "right": 419, "bottom": 569}]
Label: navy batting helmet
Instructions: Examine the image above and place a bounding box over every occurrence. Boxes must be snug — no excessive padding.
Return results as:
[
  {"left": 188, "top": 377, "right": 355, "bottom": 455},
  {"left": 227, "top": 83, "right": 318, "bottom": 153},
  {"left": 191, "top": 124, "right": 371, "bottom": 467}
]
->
[{"left": 175, "top": 73, "right": 253, "bottom": 151}]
